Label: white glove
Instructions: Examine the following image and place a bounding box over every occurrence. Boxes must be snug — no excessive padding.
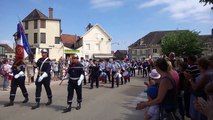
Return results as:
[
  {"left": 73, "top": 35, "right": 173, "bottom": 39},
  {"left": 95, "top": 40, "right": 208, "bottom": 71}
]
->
[
  {"left": 14, "top": 71, "right": 24, "bottom": 79},
  {"left": 38, "top": 72, "right": 48, "bottom": 82},
  {"left": 77, "top": 74, "right": 84, "bottom": 86}
]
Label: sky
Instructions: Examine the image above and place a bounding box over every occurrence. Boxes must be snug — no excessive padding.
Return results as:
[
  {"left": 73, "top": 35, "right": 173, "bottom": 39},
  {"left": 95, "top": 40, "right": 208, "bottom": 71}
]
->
[{"left": 0, "top": 0, "right": 213, "bottom": 51}]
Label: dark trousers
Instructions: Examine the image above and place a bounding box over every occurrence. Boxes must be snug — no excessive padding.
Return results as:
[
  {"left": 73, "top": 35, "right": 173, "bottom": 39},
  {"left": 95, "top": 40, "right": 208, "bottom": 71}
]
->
[
  {"left": 142, "top": 69, "right": 147, "bottom": 77},
  {"left": 67, "top": 80, "right": 82, "bottom": 104},
  {"left": 138, "top": 68, "right": 142, "bottom": 75},
  {"left": 83, "top": 72, "right": 86, "bottom": 85},
  {"left": 184, "top": 92, "right": 191, "bottom": 117},
  {"left": 35, "top": 77, "right": 52, "bottom": 103},
  {"left": 10, "top": 76, "right": 28, "bottom": 101},
  {"left": 131, "top": 68, "right": 135, "bottom": 76},
  {"left": 90, "top": 76, "right": 99, "bottom": 88},
  {"left": 111, "top": 71, "right": 116, "bottom": 88},
  {"left": 120, "top": 71, "right": 124, "bottom": 85},
  {"left": 106, "top": 71, "right": 111, "bottom": 83}
]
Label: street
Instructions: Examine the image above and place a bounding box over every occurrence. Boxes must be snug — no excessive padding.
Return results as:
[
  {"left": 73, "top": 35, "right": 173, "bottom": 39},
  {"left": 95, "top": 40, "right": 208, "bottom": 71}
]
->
[{"left": 0, "top": 75, "right": 148, "bottom": 120}]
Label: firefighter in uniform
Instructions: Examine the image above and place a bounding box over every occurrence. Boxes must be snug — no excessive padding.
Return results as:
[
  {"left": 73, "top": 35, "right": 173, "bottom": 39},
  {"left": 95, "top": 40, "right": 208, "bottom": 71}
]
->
[
  {"left": 31, "top": 49, "right": 52, "bottom": 109},
  {"left": 63, "top": 54, "right": 84, "bottom": 113},
  {"left": 4, "top": 60, "right": 29, "bottom": 107}
]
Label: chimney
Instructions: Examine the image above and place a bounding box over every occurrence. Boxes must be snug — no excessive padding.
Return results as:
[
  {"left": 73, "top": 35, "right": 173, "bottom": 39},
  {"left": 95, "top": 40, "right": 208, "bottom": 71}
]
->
[{"left": 49, "top": 7, "right": 53, "bottom": 19}]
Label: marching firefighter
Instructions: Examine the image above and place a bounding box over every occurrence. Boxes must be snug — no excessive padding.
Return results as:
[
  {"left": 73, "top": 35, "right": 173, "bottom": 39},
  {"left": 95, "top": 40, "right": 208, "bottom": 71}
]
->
[
  {"left": 31, "top": 49, "right": 52, "bottom": 109},
  {"left": 4, "top": 60, "right": 29, "bottom": 107},
  {"left": 63, "top": 54, "right": 84, "bottom": 113}
]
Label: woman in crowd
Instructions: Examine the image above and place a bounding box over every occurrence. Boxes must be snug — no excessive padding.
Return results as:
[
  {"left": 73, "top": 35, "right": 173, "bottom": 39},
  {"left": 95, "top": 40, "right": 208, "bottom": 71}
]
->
[{"left": 136, "top": 58, "right": 181, "bottom": 120}]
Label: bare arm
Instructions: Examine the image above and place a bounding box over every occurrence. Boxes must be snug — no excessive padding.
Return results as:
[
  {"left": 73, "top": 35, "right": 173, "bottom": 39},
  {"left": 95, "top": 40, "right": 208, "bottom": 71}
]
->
[{"left": 136, "top": 78, "right": 171, "bottom": 109}]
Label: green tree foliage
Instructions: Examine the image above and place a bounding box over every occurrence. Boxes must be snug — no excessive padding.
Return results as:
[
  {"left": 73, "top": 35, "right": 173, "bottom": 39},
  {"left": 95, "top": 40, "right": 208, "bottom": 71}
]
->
[{"left": 161, "top": 31, "right": 204, "bottom": 57}]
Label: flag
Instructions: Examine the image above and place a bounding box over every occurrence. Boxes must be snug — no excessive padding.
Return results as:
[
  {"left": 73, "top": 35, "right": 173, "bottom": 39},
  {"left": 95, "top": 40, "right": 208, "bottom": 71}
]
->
[{"left": 15, "top": 21, "right": 32, "bottom": 62}]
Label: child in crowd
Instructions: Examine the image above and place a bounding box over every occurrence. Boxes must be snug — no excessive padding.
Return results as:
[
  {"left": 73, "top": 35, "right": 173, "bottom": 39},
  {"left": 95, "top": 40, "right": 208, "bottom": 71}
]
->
[
  {"left": 144, "top": 69, "right": 161, "bottom": 87},
  {"left": 144, "top": 86, "right": 159, "bottom": 120}
]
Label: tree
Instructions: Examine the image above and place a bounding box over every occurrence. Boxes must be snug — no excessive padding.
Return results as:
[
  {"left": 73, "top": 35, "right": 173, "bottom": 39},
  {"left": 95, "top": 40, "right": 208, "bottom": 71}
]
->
[
  {"left": 161, "top": 31, "right": 204, "bottom": 57},
  {"left": 199, "top": 0, "right": 213, "bottom": 5}
]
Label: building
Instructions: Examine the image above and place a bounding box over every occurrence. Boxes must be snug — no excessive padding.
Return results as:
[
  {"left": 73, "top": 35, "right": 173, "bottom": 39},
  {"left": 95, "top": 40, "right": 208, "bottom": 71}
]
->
[
  {"left": 80, "top": 24, "right": 112, "bottom": 59},
  {"left": 0, "top": 44, "right": 15, "bottom": 59},
  {"left": 129, "top": 29, "right": 213, "bottom": 60},
  {"left": 114, "top": 50, "right": 128, "bottom": 60},
  {"left": 0, "top": 45, "right": 5, "bottom": 59},
  {"left": 61, "top": 34, "right": 82, "bottom": 59},
  {"left": 128, "top": 30, "right": 187, "bottom": 60},
  {"left": 22, "top": 8, "right": 63, "bottom": 61},
  {"left": 199, "top": 29, "right": 213, "bottom": 57}
]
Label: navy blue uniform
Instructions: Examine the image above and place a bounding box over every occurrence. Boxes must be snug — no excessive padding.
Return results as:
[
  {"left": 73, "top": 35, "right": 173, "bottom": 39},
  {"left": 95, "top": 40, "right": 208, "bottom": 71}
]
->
[
  {"left": 67, "top": 62, "right": 84, "bottom": 105},
  {"left": 35, "top": 58, "right": 52, "bottom": 103}
]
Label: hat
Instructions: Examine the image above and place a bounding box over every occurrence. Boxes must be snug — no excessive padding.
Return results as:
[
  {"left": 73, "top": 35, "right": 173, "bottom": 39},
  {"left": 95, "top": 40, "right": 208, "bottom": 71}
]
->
[
  {"left": 144, "top": 86, "right": 158, "bottom": 99},
  {"left": 41, "top": 49, "right": 48, "bottom": 53},
  {"left": 73, "top": 54, "right": 79, "bottom": 59},
  {"left": 149, "top": 69, "right": 161, "bottom": 79}
]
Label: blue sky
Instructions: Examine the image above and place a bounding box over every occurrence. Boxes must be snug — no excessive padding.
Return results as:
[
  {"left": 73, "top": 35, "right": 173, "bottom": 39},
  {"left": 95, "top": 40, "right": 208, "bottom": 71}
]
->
[{"left": 0, "top": 0, "right": 213, "bottom": 51}]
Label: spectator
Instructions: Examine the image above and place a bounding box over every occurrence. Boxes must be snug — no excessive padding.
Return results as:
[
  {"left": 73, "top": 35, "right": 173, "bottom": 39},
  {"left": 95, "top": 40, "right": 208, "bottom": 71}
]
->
[
  {"left": 144, "top": 86, "right": 160, "bottom": 120},
  {"left": 1, "top": 58, "right": 10, "bottom": 91},
  {"left": 136, "top": 58, "right": 181, "bottom": 120}
]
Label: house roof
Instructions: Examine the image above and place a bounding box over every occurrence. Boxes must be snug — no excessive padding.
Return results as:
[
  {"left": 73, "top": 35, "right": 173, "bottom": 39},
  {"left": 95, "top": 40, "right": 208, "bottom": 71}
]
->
[
  {"left": 22, "top": 9, "right": 60, "bottom": 22},
  {"left": 142, "top": 30, "right": 188, "bottom": 44},
  {"left": 129, "top": 30, "right": 188, "bottom": 48},
  {"left": 115, "top": 50, "right": 127, "bottom": 54},
  {"left": 199, "top": 35, "right": 213, "bottom": 43},
  {"left": 0, "top": 44, "right": 14, "bottom": 53},
  {"left": 82, "top": 24, "right": 112, "bottom": 40},
  {"left": 60, "top": 34, "right": 81, "bottom": 48}
]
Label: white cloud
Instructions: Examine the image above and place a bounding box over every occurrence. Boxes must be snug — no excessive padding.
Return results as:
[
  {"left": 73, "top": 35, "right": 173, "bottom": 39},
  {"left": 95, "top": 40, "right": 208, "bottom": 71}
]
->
[
  {"left": 90, "top": 0, "right": 123, "bottom": 9},
  {"left": 139, "top": 0, "right": 213, "bottom": 23}
]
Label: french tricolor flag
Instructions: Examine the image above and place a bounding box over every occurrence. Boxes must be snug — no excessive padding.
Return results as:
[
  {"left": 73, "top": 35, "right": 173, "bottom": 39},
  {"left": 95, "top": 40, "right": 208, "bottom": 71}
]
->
[{"left": 15, "top": 22, "right": 32, "bottom": 61}]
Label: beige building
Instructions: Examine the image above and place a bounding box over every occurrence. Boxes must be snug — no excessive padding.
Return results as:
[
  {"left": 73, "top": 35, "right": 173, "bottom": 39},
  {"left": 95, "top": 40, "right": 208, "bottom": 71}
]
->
[
  {"left": 61, "top": 24, "right": 113, "bottom": 60},
  {"left": 79, "top": 24, "right": 112, "bottom": 59},
  {"left": 0, "top": 44, "right": 15, "bottom": 59},
  {"left": 22, "top": 8, "right": 63, "bottom": 61}
]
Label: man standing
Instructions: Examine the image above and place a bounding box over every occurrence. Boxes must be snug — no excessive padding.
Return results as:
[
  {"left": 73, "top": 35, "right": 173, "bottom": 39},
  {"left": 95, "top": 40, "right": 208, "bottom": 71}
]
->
[
  {"left": 4, "top": 60, "right": 29, "bottom": 107},
  {"left": 31, "top": 49, "right": 52, "bottom": 109},
  {"left": 63, "top": 54, "right": 84, "bottom": 113}
]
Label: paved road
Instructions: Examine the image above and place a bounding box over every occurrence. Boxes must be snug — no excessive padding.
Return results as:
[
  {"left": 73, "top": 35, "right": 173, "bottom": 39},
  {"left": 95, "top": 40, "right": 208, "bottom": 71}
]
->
[{"left": 0, "top": 75, "right": 148, "bottom": 120}]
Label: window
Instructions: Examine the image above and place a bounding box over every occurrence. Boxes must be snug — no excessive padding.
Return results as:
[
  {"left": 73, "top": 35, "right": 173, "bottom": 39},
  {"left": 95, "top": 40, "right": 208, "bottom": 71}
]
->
[
  {"left": 9, "top": 55, "right": 12, "bottom": 58},
  {"left": 153, "top": 49, "right": 157, "bottom": 53},
  {"left": 25, "top": 34, "right": 28, "bottom": 41},
  {"left": 40, "top": 33, "right": 46, "bottom": 43},
  {"left": 137, "top": 49, "right": 140, "bottom": 55},
  {"left": 85, "top": 55, "right": 89, "bottom": 59},
  {"left": 85, "top": 44, "right": 90, "bottom": 50},
  {"left": 34, "top": 20, "right": 38, "bottom": 29},
  {"left": 95, "top": 33, "right": 100, "bottom": 39},
  {"left": 95, "top": 44, "right": 100, "bottom": 50},
  {"left": 55, "top": 37, "right": 60, "bottom": 44},
  {"left": 25, "top": 21, "right": 28, "bottom": 30},
  {"left": 40, "top": 20, "right": 46, "bottom": 28},
  {"left": 34, "top": 33, "right": 38, "bottom": 43}
]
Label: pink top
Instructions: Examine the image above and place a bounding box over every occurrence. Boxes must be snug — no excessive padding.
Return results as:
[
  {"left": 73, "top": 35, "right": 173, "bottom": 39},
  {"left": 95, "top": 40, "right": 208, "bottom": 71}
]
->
[{"left": 170, "top": 69, "right": 180, "bottom": 90}]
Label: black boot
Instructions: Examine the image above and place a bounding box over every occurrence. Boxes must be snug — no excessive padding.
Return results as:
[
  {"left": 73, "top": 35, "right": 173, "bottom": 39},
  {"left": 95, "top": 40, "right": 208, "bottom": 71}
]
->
[
  {"left": 76, "top": 103, "right": 81, "bottom": 110},
  {"left": 4, "top": 101, "right": 14, "bottom": 107},
  {"left": 63, "top": 104, "right": 71, "bottom": 113},
  {"left": 22, "top": 98, "right": 29, "bottom": 103},
  {"left": 31, "top": 102, "right": 40, "bottom": 110},
  {"left": 46, "top": 99, "right": 52, "bottom": 106}
]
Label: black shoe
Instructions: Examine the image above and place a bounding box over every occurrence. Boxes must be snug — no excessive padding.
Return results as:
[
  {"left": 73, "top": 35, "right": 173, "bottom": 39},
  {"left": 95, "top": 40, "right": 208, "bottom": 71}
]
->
[
  {"left": 22, "top": 98, "right": 29, "bottom": 103},
  {"left": 4, "top": 102, "right": 14, "bottom": 107},
  {"left": 76, "top": 103, "right": 81, "bottom": 110},
  {"left": 63, "top": 105, "right": 71, "bottom": 113},
  {"left": 46, "top": 99, "right": 52, "bottom": 106},
  {"left": 31, "top": 103, "right": 40, "bottom": 110}
]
